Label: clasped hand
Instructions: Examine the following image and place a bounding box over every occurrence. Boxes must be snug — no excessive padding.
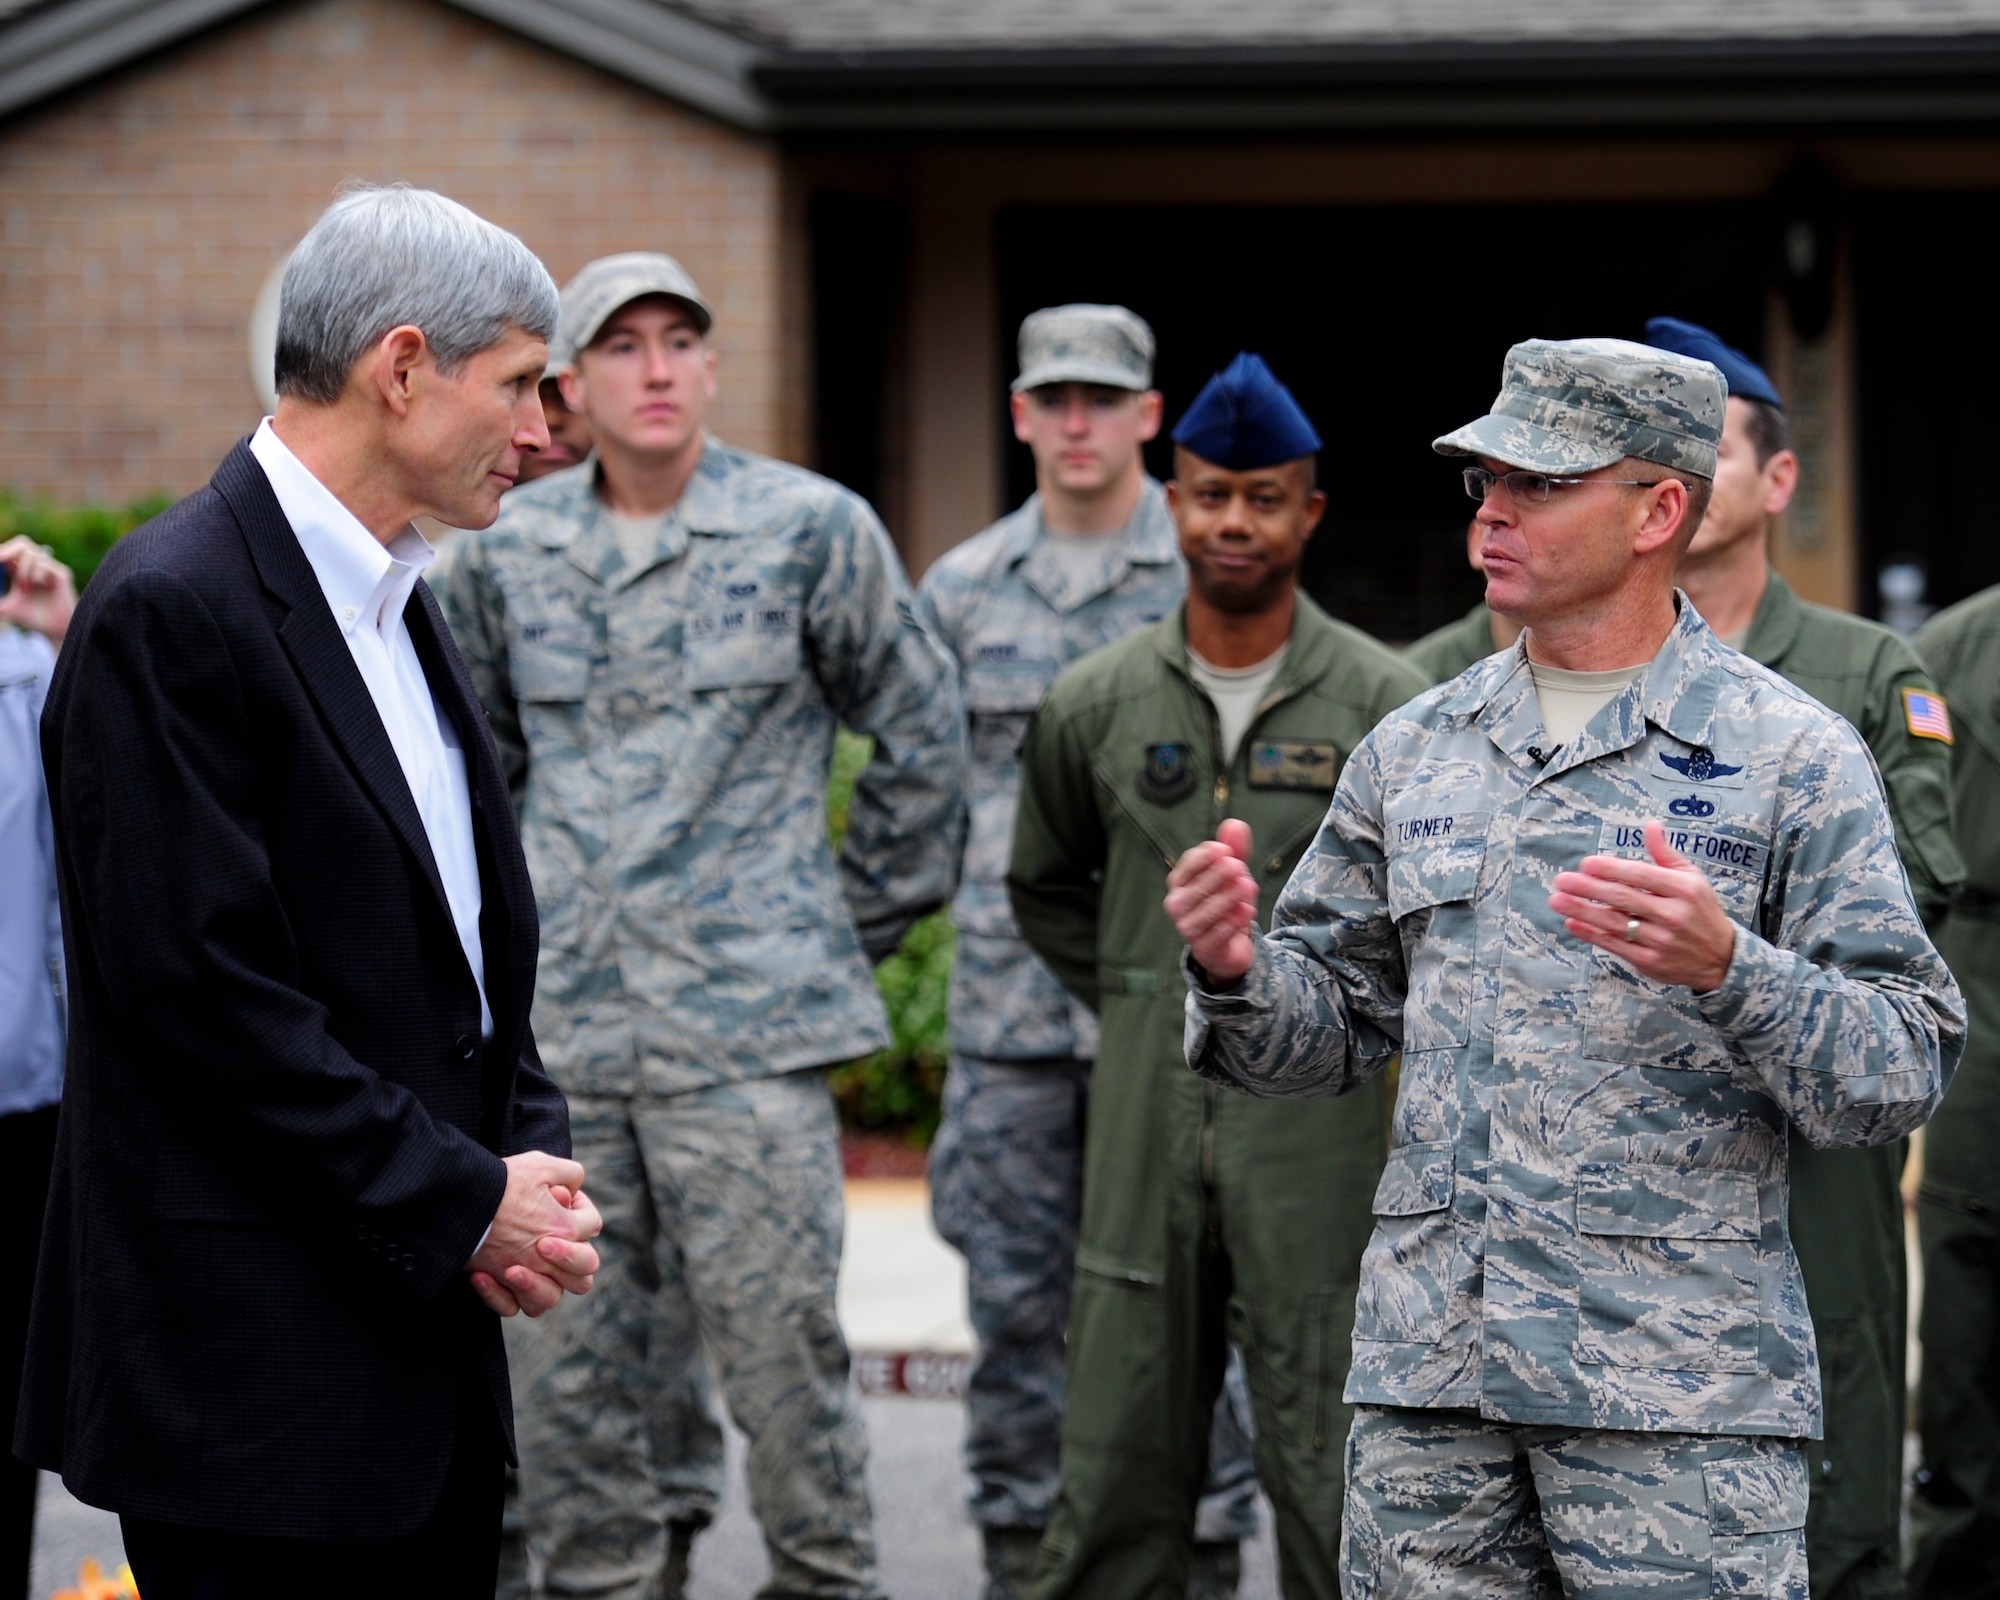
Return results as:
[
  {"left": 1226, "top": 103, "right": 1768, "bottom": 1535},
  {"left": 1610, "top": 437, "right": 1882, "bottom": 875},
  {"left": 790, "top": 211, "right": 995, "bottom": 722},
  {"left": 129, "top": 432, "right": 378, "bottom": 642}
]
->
[
  {"left": 466, "top": 1151, "right": 604, "bottom": 1318},
  {"left": 1165, "top": 817, "right": 1736, "bottom": 996}
]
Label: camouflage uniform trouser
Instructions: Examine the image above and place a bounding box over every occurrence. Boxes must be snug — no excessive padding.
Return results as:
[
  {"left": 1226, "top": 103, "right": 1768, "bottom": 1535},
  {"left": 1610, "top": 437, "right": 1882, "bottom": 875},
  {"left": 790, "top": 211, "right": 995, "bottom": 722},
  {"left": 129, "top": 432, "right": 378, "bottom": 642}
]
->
[
  {"left": 508, "top": 1076, "right": 881, "bottom": 1600},
  {"left": 927, "top": 1055, "right": 1261, "bottom": 1541},
  {"left": 1341, "top": 1405, "right": 1810, "bottom": 1599}
]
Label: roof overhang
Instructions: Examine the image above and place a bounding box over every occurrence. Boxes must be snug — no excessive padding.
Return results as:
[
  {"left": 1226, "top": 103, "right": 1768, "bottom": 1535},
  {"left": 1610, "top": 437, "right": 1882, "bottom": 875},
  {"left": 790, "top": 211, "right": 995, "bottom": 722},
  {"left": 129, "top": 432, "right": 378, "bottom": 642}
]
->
[
  {"left": 7, "top": 0, "right": 2000, "bottom": 139},
  {"left": 753, "top": 33, "right": 2000, "bottom": 134}
]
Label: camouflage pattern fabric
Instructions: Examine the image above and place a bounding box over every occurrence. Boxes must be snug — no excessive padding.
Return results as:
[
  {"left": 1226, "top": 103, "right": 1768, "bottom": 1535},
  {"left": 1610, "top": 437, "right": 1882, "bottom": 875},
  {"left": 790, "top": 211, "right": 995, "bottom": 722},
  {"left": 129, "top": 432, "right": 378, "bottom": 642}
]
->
[
  {"left": 913, "top": 486, "right": 1183, "bottom": 1062},
  {"left": 926, "top": 1054, "right": 1262, "bottom": 1542},
  {"left": 431, "top": 442, "right": 966, "bottom": 1100},
  {"left": 508, "top": 1078, "right": 878, "bottom": 1600},
  {"left": 1186, "top": 597, "right": 1965, "bottom": 1439},
  {"left": 1342, "top": 1405, "right": 1809, "bottom": 1599},
  {"left": 1011, "top": 304, "right": 1155, "bottom": 393},
  {"left": 1432, "top": 338, "right": 1726, "bottom": 479}
]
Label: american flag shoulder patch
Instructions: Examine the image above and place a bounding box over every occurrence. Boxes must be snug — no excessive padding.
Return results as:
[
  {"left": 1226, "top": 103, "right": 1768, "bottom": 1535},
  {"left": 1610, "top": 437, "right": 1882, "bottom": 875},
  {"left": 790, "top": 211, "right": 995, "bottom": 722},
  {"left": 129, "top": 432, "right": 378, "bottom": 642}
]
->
[{"left": 1903, "top": 687, "right": 1954, "bottom": 744}]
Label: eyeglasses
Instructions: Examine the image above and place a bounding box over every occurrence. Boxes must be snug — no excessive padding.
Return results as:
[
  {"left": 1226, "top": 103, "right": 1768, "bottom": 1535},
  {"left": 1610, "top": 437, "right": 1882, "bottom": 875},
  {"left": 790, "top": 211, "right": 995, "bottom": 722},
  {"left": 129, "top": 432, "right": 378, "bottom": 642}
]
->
[{"left": 1462, "top": 466, "right": 1671, "bottom": 504}]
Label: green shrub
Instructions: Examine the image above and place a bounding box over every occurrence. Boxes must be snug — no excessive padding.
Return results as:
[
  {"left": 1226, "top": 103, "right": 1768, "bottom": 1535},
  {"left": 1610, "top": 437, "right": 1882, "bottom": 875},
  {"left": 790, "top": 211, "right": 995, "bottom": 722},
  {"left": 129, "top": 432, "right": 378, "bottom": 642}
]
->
[
  {"left": 826, "top": 727, "right": 954, "bottom": 1145},
  {"left": 0, "top": 490, "right": 171, "bottom": 589}
]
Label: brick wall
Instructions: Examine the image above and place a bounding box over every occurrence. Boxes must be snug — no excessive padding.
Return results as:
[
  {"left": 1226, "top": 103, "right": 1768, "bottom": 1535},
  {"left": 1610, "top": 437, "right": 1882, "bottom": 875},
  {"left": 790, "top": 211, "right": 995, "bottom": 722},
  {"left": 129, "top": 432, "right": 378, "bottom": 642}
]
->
[{"left": 0, "top": 0, "right": 795, "bottom": 505}]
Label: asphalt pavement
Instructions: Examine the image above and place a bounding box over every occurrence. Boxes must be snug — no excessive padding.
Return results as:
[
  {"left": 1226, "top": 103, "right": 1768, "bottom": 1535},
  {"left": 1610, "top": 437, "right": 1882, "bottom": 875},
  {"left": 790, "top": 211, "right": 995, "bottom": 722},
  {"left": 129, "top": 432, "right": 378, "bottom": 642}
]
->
[{"left": 29, "top": 1177, "right": 1281, "bottom": 1600}]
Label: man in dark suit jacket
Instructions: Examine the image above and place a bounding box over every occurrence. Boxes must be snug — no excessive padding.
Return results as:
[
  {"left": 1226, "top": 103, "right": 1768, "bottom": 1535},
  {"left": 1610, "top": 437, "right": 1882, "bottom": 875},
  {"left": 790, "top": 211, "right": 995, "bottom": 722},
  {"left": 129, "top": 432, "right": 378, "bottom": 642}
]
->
[{"left": 17, "top": 185, "right": 601, "bottom": 1600}]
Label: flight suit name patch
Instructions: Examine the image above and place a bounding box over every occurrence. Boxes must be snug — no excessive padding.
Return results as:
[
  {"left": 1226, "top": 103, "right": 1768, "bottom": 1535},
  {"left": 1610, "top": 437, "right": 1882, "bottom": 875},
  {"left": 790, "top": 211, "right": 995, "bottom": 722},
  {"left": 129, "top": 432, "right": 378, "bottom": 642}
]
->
[
  {"left": 1247, "top": 739, "right": 1340, "bottom": 791},
  {"left": 1138, "top": 742, "right": 1197, "bottom": 804}
]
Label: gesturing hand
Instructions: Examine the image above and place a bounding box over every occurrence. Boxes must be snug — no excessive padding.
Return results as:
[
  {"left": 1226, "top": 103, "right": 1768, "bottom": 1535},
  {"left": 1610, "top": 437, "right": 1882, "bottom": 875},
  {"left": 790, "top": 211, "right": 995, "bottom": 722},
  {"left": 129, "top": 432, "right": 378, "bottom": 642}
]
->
[
  {"left": 1549, "top": 819, "right": 1737, "bottom": 994},
  {"left": 466, "top": 1151, "right": 604, "bottom": 1318},
  {"left": 1164, "top": 819, "right": 1259, "bottom": 985}
]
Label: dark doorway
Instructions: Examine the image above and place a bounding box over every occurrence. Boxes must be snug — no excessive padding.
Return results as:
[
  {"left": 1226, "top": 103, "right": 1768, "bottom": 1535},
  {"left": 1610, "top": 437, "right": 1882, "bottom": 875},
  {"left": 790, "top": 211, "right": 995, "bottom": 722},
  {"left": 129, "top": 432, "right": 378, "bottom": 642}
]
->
[
  {"left": 812, "top": 192, "right": 909, "bottom": 521},
  {"left": 1854, "top": 192, "right": 2000, "bottom": 625},
  {"left": 996, "top": 201, "right": 1769, "bottom": 642}
]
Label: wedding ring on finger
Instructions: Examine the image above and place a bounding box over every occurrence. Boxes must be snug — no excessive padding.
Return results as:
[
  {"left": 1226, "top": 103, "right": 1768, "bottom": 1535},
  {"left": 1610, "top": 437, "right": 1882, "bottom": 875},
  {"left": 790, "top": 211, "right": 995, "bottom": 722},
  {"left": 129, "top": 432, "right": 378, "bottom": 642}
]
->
[{"left": 1624, "top": 916, "right": 1641, "bottom": 943}]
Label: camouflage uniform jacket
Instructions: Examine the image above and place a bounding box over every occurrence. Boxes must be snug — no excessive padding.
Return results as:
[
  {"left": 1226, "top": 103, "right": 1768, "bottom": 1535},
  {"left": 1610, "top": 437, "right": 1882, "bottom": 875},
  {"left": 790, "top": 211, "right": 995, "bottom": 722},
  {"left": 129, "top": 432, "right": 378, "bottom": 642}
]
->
[
  {"left": 914, "top": 483, "right": 1183, "bottom": 1061},
  {"left": 433, "top": 442, "right": 967, "bottom": 1098},
  {"left": 1186, "top": 598, "right": 1965, "bottom": 1437}
]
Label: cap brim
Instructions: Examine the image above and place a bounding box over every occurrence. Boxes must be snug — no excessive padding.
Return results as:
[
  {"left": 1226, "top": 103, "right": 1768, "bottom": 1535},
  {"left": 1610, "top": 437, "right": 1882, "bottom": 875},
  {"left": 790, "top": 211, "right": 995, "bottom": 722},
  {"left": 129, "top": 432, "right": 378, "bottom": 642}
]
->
[
  {"left": 1431, "top": 415, "right": 1626, "bottom": 474},
  {"left": 1011, "top": 361, "right": 1150, "bottom": 393}
]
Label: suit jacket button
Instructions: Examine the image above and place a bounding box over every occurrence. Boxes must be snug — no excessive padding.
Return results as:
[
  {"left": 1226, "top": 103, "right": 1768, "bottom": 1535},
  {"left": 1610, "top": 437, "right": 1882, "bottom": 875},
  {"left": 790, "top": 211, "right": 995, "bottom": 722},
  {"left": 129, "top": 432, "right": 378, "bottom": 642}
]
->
[
  {"left": 403, "top": 1255, "right": 416, "bottom": 1272},
  {"left": 454, "top": 1033, "right": 479, "bottom": 1063}
]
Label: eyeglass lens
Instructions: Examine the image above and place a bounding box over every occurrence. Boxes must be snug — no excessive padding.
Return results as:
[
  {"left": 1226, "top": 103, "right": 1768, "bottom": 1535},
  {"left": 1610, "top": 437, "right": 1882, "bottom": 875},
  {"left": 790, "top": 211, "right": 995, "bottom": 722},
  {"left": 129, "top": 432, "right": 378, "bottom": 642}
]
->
[{"left": 1462, "top": 467, "right": 1553, "bottom": 504}]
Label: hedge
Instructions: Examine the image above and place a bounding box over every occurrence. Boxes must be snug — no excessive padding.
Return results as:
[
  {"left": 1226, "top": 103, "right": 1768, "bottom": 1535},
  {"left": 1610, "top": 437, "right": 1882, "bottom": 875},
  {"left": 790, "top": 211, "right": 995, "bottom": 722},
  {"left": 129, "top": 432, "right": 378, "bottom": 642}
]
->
[
  {"left": 0, "top": 490, "right": 171, "bottom": 589},
  {"left": 824, "top": 727, "right": 953, "bottom": 1145}
]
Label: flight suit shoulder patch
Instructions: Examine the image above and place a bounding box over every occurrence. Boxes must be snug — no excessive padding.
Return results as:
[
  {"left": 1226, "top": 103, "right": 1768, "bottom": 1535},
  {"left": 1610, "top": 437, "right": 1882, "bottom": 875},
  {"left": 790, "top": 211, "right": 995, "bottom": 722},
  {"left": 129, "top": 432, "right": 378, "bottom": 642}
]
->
[
  {"left": 1138, "top": 742, "right": 1197, "bottom": 804},
  {"left": 1246, "top": 738, "right": 1340, "bottom": 791},
  {"left": 1902, "top": 687, "right": 1954, "bottom": 743}
]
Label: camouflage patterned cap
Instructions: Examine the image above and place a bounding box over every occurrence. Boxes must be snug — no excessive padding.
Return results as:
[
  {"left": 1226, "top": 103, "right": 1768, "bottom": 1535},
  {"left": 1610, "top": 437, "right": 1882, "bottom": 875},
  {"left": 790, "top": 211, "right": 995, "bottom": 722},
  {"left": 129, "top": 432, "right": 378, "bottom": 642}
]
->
[
  {"left": 552, "top": 252, "right": 713, "bottom": 371},
  {"left": 1433, "top": 337, "right": 1725, "bottom": 479},
  {"left": 1012, "top": 304, "right": 1155, "bottom": 393}
]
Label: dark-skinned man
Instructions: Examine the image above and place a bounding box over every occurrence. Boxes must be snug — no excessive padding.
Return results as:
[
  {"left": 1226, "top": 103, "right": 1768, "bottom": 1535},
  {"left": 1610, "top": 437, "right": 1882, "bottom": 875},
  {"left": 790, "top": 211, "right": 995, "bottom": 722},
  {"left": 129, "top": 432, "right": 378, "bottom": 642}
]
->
[
  {"left": 1009, "top": 353, "right": 1426, "bottom": 1600},
  {"left": 1642, "top": 316, "right": 1964, "bottom": 1600}
]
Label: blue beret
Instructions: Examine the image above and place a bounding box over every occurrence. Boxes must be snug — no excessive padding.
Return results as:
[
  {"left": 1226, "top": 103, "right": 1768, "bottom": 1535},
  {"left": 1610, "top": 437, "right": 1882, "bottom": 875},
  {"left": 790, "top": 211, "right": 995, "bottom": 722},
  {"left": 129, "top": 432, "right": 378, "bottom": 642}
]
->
[
  {"left": 1171, "top": 352, "right": 1322, "bottom": 471},
  {"left": 1643, "top": 317, "right": 1783, "bottom": 410}
]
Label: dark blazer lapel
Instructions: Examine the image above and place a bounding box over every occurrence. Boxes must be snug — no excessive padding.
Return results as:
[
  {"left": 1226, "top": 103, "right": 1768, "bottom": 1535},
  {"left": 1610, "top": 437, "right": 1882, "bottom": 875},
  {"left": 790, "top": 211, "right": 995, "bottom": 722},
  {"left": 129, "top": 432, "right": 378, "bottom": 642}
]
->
[{"left": 211, "top": 442, "right": 454, "bottom": 923}]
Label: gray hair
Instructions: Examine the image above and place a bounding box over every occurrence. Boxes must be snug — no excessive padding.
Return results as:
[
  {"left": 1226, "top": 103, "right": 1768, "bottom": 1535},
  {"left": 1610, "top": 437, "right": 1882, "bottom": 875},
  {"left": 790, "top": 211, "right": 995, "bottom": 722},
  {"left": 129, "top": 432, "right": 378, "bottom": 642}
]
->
[{"left": 275, "top": 183, "right": 559, "bottom": 403}]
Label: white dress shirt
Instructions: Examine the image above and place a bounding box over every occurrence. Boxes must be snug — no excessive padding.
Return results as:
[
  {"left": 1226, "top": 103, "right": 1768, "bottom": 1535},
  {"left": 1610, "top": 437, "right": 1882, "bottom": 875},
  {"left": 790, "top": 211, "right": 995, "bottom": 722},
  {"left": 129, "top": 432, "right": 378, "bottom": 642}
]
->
[{"left": 249, "top": 421, "right": 492, "bottom": 1036}]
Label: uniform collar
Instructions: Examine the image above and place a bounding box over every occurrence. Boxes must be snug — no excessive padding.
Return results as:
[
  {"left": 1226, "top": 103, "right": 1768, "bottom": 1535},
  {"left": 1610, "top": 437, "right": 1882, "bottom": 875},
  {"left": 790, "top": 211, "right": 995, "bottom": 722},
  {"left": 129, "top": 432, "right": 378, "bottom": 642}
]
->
[
  {"left": 1738, "top": 567, "right": 1803, "bottom": 668},
  {"left": 525, "top": 438, "right": 757, "bottom": 591},
  {"left": 1009, "top": 479, "right": 1179, "bottom": 614},
  {"left": 247, "top": 419, "right": 433, "bottom": 640},
  {"left": 1442, "top": 592, "right": 1727, "bottom": 776},
  {"left": 1153, "top": 590, "right": 1342, "bottom": 705}
]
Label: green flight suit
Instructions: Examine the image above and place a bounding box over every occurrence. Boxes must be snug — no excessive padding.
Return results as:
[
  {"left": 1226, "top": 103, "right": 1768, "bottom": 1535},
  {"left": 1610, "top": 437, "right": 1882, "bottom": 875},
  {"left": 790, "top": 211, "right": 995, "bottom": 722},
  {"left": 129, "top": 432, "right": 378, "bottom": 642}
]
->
[
  {"left": 1009, "top": 596, "right": 1427, "bottom": 1600},
  {"left": 1403, "top": 598, "right": 1503, "bottom": 684},
  {"left": 1907, "top": 584, "right": 2000, "bottom": 1600},
  {"left": 1740, "top": 572, "right": 1965, "bottom": 1600}
]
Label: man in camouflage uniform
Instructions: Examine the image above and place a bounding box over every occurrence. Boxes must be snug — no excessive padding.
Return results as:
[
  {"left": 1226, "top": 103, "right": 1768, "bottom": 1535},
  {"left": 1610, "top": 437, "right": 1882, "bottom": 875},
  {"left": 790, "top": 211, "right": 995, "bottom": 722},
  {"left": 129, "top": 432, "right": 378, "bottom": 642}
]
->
[
  {"left": 1403, "top": 519, "right": 1518, "bottom": 683},
  {"left": 1907, "top": 589, "right": 2000, "bottom": 1600},
  {"left": 1644, "top": 316, "right": 1965, "bottom": 1600},
  {"left": 1012, "top": 354, "right": 1425, "bottom": 1600},
  {"left": 434, "top": 253, "right": 965, "bottom": 1600},
  {"left": 1167, "top": 338, "right": 1965, "bottom": 1597},
  {"left": 918, "top": 306, "right": 1261, "bottom": 1599}
]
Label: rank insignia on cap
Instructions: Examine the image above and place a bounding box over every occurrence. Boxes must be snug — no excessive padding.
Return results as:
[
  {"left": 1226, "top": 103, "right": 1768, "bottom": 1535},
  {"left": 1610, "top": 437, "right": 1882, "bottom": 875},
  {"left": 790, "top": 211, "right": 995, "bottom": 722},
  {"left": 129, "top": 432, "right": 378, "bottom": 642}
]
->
[
  {"left": 1904, "top": 688, "right": 1954, "bottom": 743},
  {"left": 1247, "top": 740, "right": 1340, "bottom": 791},
  {"left": 1138, "top": 742, "right": 1197, "bottom": 805}
]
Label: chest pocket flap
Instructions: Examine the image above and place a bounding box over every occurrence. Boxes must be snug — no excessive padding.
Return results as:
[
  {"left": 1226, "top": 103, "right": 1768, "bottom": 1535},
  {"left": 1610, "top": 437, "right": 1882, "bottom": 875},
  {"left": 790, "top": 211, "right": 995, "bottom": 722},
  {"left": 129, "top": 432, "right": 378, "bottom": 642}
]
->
[
  {"left": 962, "top": 646, "right": 1056, "bottom": 715},
  {"left": 510, "top": 620, "right": 592, "bottom": 703},
  {"left": 1384, "top": 810, "right": 1490, "bottom": 920}
]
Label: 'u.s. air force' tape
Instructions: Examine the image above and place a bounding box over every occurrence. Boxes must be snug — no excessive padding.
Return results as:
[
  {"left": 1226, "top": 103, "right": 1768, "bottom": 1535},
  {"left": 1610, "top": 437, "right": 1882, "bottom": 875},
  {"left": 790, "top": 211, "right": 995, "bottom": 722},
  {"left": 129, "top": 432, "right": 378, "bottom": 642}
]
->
[{"left": 1606, "top": 821, "right": 1767, "bottom": 878}]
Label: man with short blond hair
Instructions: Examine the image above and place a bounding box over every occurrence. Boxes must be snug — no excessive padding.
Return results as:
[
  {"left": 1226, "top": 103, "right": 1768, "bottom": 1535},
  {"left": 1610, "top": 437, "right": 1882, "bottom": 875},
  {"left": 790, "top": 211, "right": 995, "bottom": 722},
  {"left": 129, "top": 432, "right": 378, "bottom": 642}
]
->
[
  {"left": 436, "top": 251, "right": 964, "bottom": 1600},
  {"left": 1167, "top": 338, "right": 1963, "bottom": 1597}
]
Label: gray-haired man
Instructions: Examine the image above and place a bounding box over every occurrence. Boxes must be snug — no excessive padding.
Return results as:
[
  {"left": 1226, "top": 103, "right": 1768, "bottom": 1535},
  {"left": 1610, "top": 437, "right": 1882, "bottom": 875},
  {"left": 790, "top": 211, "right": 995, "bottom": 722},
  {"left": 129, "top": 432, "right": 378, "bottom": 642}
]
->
[
  {"left": 1164, "top": 338, "right": 1963, "bottom": 1596},
  {"left": 435, "top": 253, "right": 965, "bottom": 1600},
  {"left": 19, "top": 185, "right": 597, "bottom": 1600},
  {"left": 916, "top": 306, "right": 1260, "bottom": 1600}
]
